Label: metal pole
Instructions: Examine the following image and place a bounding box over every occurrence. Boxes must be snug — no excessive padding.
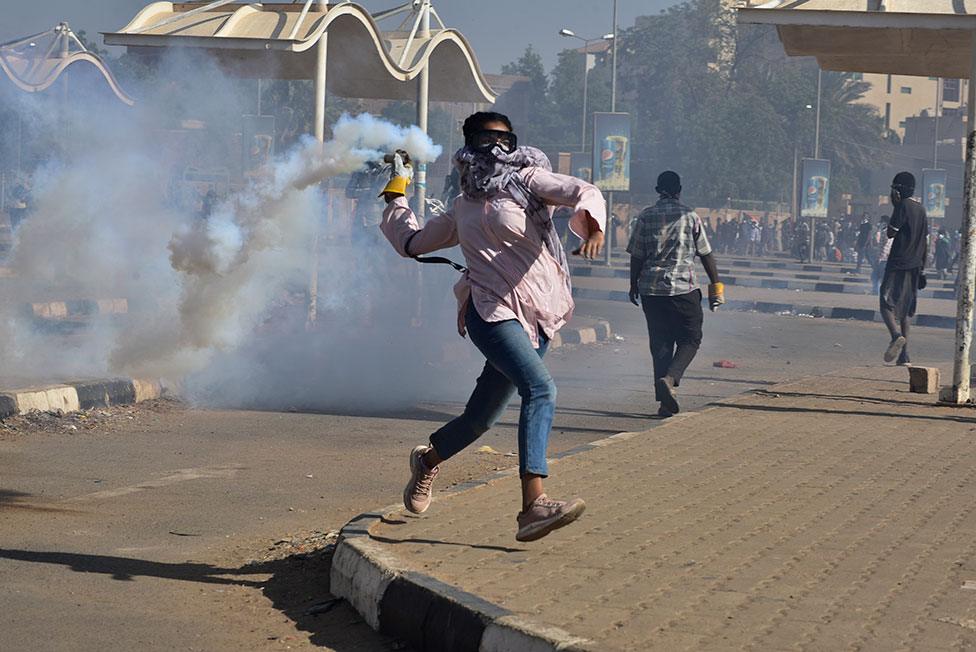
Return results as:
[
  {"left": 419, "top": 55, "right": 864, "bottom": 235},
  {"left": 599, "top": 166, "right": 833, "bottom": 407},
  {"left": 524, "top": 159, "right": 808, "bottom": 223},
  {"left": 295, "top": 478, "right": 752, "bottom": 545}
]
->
[
  {"left": 308, "top": 27, "right": 328, "bottom": 327},
  {"left": 809, "top": 68, "right": 823, "bottom": 263},
  {"left": 791, "top": 146, "right": 798, "bottom": 224},
  {"left": 606, "top": 0, "right": 618, "bottom": 266},
  {"left": 313, "top": 34, "right": 327, "bottom": 143},
  {"left": 814, "top": 68, "right": 822, "bottom": 159},
  {"left": 934, "top": 77, "right": 942, "bottom": 168},
  {"left": 580, "top": 39, "right": 590, "bottom": 152},
  {"left": 610, "top": 0, "right": 617, "bottom": 113},
  {"left": 415, "top": 0, "right": 431, "bottom": 221},
  {"left": 941, "top": 40, "right": 976, "bottom": 404}
]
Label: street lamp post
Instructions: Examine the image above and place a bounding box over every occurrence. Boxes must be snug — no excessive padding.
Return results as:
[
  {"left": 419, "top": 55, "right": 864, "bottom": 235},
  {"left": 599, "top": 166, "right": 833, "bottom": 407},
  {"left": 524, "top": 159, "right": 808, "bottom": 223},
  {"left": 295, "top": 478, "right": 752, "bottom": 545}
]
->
[
  {"left": 560, "top": 3, "right": 617, "bottom": 267},
  {"left": 814, "top": 67, "right": 822, "bottom": 159},
  {"left": 806, "top": 69, "right": 823, "bottom": 263},
  {"left": 608, "top": 0, "right": 618, "bottom": 266},
  {"left": 559, "top": 29, "right": 614, "bottom": 153}
]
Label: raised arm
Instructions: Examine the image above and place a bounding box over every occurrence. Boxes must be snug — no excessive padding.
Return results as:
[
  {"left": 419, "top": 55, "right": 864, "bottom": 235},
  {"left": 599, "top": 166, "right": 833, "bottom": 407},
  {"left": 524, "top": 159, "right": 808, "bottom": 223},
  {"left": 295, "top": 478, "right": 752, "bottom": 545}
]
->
[
  {"left": 380, "top": 196, "right": 458, "bottom": 258},
  {"left": 520, "top": 167, "right": 606, "bottom": 258}
]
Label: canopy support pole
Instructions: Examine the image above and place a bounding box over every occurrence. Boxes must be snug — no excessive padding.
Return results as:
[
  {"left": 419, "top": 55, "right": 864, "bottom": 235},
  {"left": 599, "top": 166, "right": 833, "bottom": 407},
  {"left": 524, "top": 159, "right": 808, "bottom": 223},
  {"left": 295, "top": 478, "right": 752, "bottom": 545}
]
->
[
  {"left": 415, "top": 0, "right": 431, "bottom": 221},
  {"left": 940, "top": 34, "right": 976, "bottom": 404},
  {"left": 308, "top": 27, "right": 328, "bottom": 327}
]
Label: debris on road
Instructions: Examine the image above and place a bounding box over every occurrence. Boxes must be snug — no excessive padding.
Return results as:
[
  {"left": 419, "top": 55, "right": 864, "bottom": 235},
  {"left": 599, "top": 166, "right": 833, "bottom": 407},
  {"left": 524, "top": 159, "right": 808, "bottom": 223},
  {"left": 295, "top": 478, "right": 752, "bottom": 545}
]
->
[
  {"left": 0, "top": 397, "right": 182, "bottom": 438},
  {"left": 713, "top": 360, "right": 737, "bottom": 369},
  {"left": 476, "top": 445, "right": 516, "bottom": 456},
  {"left": 250, "top": 530, "right": 338, "bottom": 564}
]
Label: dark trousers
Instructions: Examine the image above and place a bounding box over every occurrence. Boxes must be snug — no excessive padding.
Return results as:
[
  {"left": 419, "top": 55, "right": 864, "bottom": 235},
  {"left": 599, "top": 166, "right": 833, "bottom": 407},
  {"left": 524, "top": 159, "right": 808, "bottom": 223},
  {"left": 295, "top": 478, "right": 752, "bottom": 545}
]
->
[{"left": 640, "top": 290, "right": 704, "bottom": 399}]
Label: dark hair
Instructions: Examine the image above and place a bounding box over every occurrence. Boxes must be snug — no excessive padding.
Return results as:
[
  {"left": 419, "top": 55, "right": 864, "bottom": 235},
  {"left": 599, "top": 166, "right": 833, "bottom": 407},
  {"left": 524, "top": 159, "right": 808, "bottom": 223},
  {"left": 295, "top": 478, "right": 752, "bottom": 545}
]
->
[
  {"left": 892, "top": 171, "right": 916, "bottom": 196},
  {"left": 462, "top": 112, "right": 513, "bottom": 140},
  {"left": 655, "top": 170, "right": 681, "bottom": 196}
]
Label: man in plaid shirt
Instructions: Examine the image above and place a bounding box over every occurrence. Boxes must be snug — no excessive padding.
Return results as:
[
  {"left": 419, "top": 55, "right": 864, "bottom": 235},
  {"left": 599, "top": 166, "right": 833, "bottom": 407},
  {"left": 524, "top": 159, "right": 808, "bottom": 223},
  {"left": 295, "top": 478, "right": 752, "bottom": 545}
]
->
[{"left": 627, "top": 171, "right": 725, "bottom": 417}]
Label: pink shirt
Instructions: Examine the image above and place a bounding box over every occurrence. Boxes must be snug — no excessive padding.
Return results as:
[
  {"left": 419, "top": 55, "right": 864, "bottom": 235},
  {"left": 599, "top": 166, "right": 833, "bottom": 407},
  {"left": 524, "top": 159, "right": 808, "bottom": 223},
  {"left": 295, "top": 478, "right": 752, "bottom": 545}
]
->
[{"left": 381, "top": 167, "right": 606, "bottom": 348}]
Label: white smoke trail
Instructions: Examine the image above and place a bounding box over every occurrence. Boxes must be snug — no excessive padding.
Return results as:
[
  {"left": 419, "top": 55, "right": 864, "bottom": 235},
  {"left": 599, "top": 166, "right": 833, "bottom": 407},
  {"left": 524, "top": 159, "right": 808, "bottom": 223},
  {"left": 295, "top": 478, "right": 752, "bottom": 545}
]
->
[{"left": 0, "top": 64, "right": 476, "bottom": 410}]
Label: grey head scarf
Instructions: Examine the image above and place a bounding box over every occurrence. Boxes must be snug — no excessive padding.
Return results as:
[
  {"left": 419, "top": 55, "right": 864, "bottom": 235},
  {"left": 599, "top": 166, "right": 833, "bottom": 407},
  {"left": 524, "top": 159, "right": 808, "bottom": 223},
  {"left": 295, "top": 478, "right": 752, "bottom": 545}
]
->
[{"left": 453, "top": 145, "right": 570, "bottom": 275}]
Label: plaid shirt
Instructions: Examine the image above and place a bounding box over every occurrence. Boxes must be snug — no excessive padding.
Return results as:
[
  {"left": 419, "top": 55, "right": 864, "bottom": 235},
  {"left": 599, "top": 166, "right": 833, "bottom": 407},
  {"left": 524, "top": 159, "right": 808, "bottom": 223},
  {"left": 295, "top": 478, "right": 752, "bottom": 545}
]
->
[{"left": 627, "top": 197, "right": 712, "bottom": 296}]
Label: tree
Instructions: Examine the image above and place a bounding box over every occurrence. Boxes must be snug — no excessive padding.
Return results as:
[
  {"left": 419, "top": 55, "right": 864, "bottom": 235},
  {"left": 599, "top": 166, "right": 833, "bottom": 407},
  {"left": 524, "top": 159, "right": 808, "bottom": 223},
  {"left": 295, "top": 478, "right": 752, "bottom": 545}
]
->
[
  {"left": 74, "top": 30, "right": 109, "bottom": 60},
  {"left": 599, "top": 0, "right": 885, "bottom": 207},
  {"left": 500, "top": 46, "right": 554, "bottom": 144}
]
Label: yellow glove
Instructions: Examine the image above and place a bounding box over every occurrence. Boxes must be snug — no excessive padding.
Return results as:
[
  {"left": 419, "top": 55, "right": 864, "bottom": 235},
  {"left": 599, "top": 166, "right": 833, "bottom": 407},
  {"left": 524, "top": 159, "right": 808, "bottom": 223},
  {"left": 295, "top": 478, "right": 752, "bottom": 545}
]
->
[
  {"left": 708, "top": 282, "right": 725, "bottom": 312},
  {"left": 379, "top": 150, "right": 413, "bottom": 197}
]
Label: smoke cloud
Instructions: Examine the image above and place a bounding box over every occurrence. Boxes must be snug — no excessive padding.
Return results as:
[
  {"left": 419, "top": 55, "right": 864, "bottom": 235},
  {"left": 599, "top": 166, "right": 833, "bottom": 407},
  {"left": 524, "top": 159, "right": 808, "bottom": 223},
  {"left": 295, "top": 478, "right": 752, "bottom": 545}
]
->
[{"left": 0, "top": 56, "right": 476, "bottom": 411}]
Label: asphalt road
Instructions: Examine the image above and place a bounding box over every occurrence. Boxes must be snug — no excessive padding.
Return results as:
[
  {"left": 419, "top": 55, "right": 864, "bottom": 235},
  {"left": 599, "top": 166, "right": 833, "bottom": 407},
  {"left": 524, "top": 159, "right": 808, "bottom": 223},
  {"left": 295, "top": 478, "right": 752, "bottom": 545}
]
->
[{"left": 0, "top": 298, "right": 958, "bottom": 651}]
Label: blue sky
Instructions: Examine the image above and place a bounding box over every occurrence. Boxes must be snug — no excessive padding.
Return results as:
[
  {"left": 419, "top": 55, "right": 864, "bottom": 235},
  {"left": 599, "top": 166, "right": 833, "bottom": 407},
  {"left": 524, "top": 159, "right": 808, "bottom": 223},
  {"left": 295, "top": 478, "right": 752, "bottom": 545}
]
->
[{"left": 0, "top": 0, "right": 681, "bottom": 73}]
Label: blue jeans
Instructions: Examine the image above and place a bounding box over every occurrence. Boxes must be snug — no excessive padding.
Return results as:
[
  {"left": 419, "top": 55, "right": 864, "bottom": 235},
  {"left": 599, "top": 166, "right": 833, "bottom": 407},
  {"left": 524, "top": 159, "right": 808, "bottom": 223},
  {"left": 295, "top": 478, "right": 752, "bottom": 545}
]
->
[{"left": 430, "top": 302, "right": 555, "bottom": 477}]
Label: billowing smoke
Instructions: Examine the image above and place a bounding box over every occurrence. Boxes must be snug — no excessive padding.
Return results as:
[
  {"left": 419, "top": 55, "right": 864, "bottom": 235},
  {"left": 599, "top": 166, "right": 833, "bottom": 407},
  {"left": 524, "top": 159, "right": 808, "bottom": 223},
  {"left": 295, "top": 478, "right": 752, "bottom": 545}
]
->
[{"left": 0, "top": 57, "right": 477, "bottom": 411}]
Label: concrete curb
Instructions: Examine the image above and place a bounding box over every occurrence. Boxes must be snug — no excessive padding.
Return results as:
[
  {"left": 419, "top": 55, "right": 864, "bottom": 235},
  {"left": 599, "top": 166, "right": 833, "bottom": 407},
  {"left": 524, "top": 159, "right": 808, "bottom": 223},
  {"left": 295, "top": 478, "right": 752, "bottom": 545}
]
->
[
  {"left": 569, "top": 265, "right": 957, "bottom": 300},
  {"left": 332, "top": 507, "right": 596, "bottom": 652},
  {"left": 570, "top": 286, "right": 957, "bottom": 330},
  {"left": 0, "top": 378, "right": 163, "bottom": 419},
  {"left": 549, "top": 319, "right": 612, "bottom": 350}
]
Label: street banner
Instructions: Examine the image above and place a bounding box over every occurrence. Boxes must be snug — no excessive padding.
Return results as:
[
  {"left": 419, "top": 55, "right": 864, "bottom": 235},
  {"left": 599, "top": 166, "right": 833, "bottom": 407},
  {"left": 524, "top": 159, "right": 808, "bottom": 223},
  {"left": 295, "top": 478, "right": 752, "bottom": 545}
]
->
[
  {"left": 592, "top": 112, "right": 630, "bottom": 192},
  {"left": 242, "top": 114, "right": 275, "bottom": 177},
  {"left": 922, "top": 168, "right": 947, "bottom": 219},
  {"left": 943, "top": 79, "right": 960, "bottom": 103},
  {"left": 570, "top": 151, "right": 592, "bottom": 183},
  {"left": 800, "top": 158, "right": 830, "bottom": 219}
]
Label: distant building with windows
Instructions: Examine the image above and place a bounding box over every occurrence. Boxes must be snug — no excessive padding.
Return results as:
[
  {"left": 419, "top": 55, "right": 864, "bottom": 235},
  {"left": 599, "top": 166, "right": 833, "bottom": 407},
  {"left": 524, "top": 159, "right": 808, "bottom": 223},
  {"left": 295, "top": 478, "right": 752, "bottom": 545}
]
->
[{"left": 858, "top": 74, "right": 967, "bottom": 140}]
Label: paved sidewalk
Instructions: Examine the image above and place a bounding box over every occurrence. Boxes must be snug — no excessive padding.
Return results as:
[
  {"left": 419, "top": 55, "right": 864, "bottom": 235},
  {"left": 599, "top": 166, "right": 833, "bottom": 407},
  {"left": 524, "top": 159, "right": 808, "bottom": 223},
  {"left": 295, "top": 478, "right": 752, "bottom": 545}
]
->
[{"left": 335, "top": 367, "right": 976, "bottom": 651}]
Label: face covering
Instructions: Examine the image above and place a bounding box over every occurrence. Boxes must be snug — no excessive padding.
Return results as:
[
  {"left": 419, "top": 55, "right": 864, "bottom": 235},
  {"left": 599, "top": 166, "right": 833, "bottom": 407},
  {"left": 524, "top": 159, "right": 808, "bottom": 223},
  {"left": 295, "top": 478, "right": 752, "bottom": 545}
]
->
[{"left": 452, "top": 144, "right": 570, "bottom": 278}]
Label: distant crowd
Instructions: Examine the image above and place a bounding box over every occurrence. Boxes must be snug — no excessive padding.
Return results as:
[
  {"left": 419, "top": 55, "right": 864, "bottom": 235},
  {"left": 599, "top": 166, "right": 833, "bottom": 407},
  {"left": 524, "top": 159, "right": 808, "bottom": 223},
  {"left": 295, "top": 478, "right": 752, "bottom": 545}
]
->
[{"left": 705, "top": 213, "right": 962, "bottom": 281}]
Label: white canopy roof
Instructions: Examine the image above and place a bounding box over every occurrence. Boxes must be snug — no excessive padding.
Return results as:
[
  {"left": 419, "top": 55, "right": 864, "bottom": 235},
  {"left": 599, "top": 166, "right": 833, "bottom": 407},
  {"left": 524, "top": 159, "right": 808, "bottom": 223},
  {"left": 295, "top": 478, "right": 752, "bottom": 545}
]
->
[
  {"left": 0, "top": 22, "right": 134, "bottom": 105},
  {"left": 102, "top": 1, "right": 496, "bottom": 103},
  {"left": 738, "top": 0, "right": 976, "bottom": 78}
]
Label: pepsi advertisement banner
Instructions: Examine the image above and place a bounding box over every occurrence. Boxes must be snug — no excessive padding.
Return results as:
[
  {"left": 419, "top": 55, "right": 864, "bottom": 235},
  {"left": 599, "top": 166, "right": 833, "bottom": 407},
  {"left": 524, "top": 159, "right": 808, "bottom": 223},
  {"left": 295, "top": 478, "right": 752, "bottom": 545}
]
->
[
  {"left": 592, "top": 112, "right": 631, "bottom": 192},
  {"left": 800, "top": 158, "right": 831, "bottom": 219},
  {"left": 922, "top": 168, "right": 947, "bottom": 219}
]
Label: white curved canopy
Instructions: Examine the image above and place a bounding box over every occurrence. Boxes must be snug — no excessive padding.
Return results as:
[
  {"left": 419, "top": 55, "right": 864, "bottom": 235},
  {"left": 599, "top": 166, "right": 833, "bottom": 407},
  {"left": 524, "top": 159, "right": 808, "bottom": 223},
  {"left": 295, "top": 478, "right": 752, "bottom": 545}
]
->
[
  {"left": 102, "top": 2, "right": 496, "bottom": 103},
  {"left": 0, "top": 22, "right": 134, "bottom": 105},
  {"left": 739, "top": 0, "right": 976, "bottom": 78}
]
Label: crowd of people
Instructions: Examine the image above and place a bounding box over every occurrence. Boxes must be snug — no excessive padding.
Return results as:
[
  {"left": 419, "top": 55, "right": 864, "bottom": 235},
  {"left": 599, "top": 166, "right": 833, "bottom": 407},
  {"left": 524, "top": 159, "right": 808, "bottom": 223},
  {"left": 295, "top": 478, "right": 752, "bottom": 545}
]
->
[{"left": 706, "top": 211, "right": 962, "bottom": 280}]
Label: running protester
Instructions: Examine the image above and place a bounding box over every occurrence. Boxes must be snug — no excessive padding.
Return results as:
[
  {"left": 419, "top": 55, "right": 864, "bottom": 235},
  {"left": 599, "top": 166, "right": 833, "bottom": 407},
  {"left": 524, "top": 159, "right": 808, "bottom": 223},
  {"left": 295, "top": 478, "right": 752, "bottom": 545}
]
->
[
  {"left": 880, "top": 171, "right": 928, "bottom": 365},
  {"left": 379, "top": 112, "right": 606, "bottom": 542},
  {"left": 628, "top": 171, "right": 724, "bottom": 417}
]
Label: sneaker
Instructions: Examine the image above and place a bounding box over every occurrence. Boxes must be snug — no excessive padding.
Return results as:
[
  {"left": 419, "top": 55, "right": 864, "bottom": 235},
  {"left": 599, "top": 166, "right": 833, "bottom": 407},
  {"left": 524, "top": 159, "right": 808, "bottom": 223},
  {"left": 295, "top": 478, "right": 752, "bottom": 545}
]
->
[
  {"left": 656, "top": 376, "right": 680, "bottom": 415},
  {"left": 515, "top": 494, "right": 586, "bottom": 542},
  {"left": 884, "top": 336, "right": 906, "bottom": 363},
  {"left": 403, "top": 445, "right": 438, "bottom": 514},
  {"left": 657, "top": 405, "right": 674, "bottom": 419},
  {"left": 896, "top": 348, "right": 911, "bottom": 366}
]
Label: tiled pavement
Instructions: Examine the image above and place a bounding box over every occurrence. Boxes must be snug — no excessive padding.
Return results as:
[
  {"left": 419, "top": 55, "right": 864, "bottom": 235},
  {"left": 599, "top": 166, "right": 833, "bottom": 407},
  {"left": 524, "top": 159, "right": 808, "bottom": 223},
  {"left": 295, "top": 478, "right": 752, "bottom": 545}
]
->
[{"left": 359, "top": 367, "right": 976, "bottom": 650}]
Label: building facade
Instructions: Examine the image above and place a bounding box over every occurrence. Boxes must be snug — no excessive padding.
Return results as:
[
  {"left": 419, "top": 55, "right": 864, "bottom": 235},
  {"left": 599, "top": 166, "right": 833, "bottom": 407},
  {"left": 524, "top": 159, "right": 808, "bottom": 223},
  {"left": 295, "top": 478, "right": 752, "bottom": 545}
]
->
[{"left": 858, "top": 74, "right": 967, "bottom": 140}]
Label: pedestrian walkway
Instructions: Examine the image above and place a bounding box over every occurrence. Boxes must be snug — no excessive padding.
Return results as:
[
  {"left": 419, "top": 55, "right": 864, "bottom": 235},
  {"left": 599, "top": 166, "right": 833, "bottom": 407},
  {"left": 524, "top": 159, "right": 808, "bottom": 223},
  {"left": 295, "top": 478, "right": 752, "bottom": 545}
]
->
[{"left": 335, "top": 367, "right": 976, "bottom": 651}]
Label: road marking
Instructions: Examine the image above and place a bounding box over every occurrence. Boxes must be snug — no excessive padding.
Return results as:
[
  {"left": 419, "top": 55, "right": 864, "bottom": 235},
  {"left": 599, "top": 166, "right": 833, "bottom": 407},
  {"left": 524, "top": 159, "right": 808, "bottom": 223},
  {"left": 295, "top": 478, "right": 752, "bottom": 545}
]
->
[{"left": 65, "top": 465, "right": 244, "bottom": 502}]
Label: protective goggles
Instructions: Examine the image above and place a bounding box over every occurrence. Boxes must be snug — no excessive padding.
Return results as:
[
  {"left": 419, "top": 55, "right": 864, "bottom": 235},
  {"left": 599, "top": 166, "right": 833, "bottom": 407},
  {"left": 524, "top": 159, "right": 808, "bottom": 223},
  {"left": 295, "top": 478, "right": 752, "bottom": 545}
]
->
[{"left": 467, "top": 129, "right": 518, "bottom": 154}]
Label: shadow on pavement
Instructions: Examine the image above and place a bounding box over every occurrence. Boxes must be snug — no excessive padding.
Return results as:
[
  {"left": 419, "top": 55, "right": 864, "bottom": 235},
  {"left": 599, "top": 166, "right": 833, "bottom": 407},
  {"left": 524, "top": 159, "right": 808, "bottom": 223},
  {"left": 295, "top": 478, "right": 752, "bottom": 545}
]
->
[
  {"left": 0, "top": 547, "right": 407, "bottom": 650},
  {"left": 683, "top": 374, "right": 780, "bottom": 386},
  {"left": 369, "top": 533, "right": 523, "bottom": 554},
  {"left": 718, "top": 402, "right": 976, "bottom": 424},
  {"left": 751, "top": 388, "right": 942, "bottom": 409}
]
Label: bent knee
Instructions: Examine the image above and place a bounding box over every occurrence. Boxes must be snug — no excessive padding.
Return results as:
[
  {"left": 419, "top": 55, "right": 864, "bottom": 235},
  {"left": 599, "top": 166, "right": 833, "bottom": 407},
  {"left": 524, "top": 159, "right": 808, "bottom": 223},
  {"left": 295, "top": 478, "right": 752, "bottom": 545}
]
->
[{"left": 519, "top": 376, "right": 557, "bottom": 403}]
